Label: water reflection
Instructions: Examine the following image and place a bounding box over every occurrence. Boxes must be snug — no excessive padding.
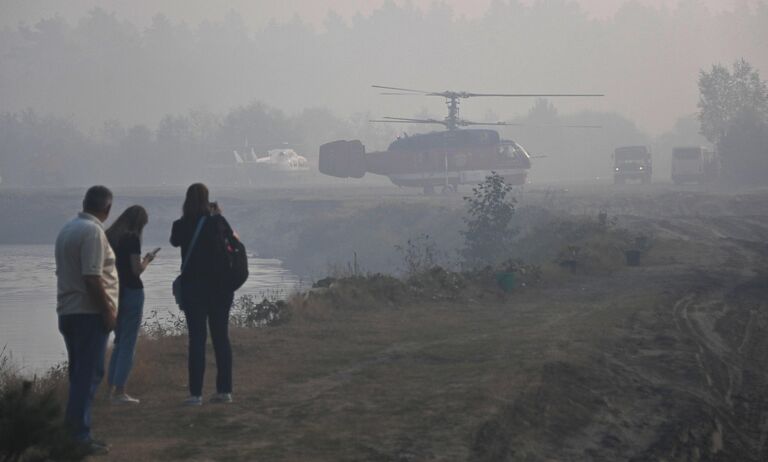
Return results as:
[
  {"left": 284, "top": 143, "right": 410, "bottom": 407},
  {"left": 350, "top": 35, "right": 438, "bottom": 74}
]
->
[{"left": 0, "top": 244, "right": 300, "bottom": 373}]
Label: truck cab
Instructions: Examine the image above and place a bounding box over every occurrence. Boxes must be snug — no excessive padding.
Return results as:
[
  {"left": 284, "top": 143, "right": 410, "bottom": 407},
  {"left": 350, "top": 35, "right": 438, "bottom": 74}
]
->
[
  {"left": 671, "top": 146, "right": 718, "bottom": 184},
  {"left": 613, "top": 146, "right": 652, "bottom": 184}
]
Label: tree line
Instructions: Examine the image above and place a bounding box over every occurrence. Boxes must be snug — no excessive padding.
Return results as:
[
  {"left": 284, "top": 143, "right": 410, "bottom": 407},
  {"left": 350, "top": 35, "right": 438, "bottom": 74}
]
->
[
  {"left": 1, "top": 57, "right": 765, "bottom": 187},
  {"left": 1, "top": 2, "right": 766, "bottom": 131},
  {"left": 699, "top": 59, "right": 768, "bottom": 185},
  {"left": 0, "top": 102, "right": 399, "bottom": 186}
]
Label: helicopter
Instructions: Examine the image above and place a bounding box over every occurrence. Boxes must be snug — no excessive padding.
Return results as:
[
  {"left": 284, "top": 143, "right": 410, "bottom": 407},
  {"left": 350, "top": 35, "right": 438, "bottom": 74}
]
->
[
  {"left": 319, "top": 85, "right": 602, "bottom": 194},
  {"left": 204, "top": 140, "right": 309, "bottom": 186}
]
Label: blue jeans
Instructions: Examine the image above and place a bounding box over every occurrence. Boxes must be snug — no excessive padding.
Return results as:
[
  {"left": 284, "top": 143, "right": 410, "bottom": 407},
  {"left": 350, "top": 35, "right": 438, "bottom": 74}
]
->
[
  {"left": 108, "top": 288, "right": 144, "bottom": 389},
  {"left": 183, "top": 294, "right": 234, "bottom": 396},
  {"left": 58, "top": 314, "right": 108, "bottom": 442}
]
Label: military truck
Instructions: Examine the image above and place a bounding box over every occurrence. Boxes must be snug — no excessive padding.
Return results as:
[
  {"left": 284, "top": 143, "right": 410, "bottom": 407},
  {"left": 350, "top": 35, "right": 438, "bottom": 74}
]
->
[
  {"left": 613, "top": 146, "right": 652, "bottom": 184},
  {"left": 671, "top": 146, "right": 718, "bottom": 184}
]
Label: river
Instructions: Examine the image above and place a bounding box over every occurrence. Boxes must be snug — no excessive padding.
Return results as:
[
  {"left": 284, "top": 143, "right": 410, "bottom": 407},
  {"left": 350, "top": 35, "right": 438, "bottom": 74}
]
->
[{"left": 0, "top": 244, "right": 300, "bottom": 374}]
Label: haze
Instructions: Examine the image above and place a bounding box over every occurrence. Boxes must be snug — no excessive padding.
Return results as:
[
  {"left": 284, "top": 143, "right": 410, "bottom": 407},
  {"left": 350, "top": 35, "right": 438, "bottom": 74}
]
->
[
  {"left": 1, "top": 0, "right": 766, "bottom": 134},
  {"left": 0, "top": 0, "right": 766, "bottom": 187}
]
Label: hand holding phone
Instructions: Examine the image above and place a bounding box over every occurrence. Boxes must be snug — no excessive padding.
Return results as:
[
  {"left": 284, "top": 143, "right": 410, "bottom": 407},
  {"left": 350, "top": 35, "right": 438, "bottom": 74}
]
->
[{"left": 145, "top": 247, "right": 161, "bottom": 263}]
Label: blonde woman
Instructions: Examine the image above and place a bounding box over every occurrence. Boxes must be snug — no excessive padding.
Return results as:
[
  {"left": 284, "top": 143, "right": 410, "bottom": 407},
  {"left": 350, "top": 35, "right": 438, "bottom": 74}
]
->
[{"left": 105, "top": 205, "right": 156, "bottom": 404}]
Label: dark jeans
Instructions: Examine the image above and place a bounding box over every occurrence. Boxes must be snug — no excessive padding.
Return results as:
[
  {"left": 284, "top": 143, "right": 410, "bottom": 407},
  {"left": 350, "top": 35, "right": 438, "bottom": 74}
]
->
[
  {"left": 58, "top": 314, "right": 108, "bottom": 442},
  {"left": 183, "top": 294, "right": 234, "bottom": 396}
]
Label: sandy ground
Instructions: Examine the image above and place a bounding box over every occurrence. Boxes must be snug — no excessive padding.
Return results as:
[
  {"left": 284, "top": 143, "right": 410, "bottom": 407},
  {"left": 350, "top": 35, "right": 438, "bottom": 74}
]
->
[{"left": 59, "top": 184, "right": 768, "bottom": 461}]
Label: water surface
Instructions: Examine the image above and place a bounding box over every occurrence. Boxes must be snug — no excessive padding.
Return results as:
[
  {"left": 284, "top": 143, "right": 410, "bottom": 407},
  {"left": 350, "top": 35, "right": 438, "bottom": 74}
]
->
[{"left": 0, "top": 244, "right": 299, "bottom": 373}]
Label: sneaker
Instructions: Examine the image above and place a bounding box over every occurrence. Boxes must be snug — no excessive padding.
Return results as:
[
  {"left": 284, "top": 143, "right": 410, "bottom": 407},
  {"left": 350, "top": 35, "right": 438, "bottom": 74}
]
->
[
  {"left": 111, "top": 393, "right": 140, "bottom": 404},
  {"left": 183, "top": 395, "right": 203, "bottom": 406},
  {"left": 210, "top": 392, "right": 233, "bottom": 403}
]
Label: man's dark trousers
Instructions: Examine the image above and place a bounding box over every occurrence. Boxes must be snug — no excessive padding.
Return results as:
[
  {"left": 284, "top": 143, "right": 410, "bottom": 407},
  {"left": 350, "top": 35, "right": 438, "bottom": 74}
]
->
[{"left": 58, "top": 314, "right": 108, "bottom": 442}]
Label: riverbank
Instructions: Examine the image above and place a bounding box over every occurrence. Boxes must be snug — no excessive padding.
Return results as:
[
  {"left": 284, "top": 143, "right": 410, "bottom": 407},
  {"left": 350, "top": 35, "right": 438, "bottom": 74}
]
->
[
  {"left": 3, "top": 184, "right": 768, "bottom": 460},
  {"left": 4, "top": 183, "right": 766, "bottom": 280},
  {"left": 65, "top": 264, "right": 768, "bottom": 460}
]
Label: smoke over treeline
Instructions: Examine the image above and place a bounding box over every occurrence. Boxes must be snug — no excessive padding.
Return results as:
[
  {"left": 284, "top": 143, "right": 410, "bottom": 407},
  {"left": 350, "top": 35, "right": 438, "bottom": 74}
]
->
[
  {"left": 0, "top": 98, "right": 709, "bottom": 187},
  {"left": 0, "top": 1, "right": 765, "bottom": 186},
  {"left": 1, "top": 2, "right": 766, "bottom": 131}
]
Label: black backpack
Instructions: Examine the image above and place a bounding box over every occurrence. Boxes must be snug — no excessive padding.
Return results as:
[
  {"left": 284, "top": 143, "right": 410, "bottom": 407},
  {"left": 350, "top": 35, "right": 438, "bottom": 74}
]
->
[{"left": 214, "top": 218, "right": 249, "bottom": 293}]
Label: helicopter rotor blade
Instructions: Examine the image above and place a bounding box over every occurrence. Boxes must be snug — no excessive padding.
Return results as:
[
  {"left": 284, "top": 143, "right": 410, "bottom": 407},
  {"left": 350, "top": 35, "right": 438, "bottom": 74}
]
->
[
  {"left": 383, "top": 116, "right": 439, "bottom": 121},
  {"left": 381, "top": 116, "right": 447, "bottom": 124},
  {"left": 459, "top": 120, "right": 524, "bottom": 127},
  {"left": 463, "top": 93, "right": 604, "bottom": 98},
  {"left": 374, "top": 85, "right": 603, "bottom": 99},
  {"left": 369, "top": 119, "right": 445, "bottom": 125},
  {"left": 372, "top": 85, "right": 430, "bottom": 94}
]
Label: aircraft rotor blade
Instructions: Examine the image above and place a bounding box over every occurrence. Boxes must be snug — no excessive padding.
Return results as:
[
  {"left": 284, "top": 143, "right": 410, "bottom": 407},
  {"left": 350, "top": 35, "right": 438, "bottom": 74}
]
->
[
  {"left": 369, "top": 119, "right": 445, "bottom": 125},
  {"left": 373, "top": 85, "right": 604, "bottom": 98},
  {"left": 459, "top": 120, "right": 524, "bottom": 127},
  {"left": 463, "top": 93, "right": 604, "bottom": 98},
  {"left": 381, "top": 116, "right": 446, "bottom": 124},
  {"left": 372, "top": 85, "right": 430, "bottom": 94}
]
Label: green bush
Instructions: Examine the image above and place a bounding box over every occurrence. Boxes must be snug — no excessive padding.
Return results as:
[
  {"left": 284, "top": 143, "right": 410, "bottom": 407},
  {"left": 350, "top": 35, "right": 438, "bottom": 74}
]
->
[{"left": 461, "top": 172, "right": 518, "bottom": 267}]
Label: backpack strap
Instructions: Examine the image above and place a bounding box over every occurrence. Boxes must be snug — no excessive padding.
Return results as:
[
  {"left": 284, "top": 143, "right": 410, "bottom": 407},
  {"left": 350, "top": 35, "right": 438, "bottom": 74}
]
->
[{"left": 180, "top": 216, "right": 207, "bottom": 274}]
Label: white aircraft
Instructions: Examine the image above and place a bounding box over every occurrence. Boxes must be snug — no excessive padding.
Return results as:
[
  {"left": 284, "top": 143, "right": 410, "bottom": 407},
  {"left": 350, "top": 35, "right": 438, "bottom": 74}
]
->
[{"left": 233, "top": 148, "right": 308, "bottom": 171}]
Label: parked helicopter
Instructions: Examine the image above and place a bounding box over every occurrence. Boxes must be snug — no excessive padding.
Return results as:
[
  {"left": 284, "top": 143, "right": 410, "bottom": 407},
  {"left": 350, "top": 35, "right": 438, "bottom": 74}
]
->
[
  {"left": 319, "top": 85, "right": 602, "bottom": 194},
  {"left": 233, "top": 147, "right": 308, "bottom": 171},
  {"left": 204, "top": 141, "right": 309, "bottom": 186}
]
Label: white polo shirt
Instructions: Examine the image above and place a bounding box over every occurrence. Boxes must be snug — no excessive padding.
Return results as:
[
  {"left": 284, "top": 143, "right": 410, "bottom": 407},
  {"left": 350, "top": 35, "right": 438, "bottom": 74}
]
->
[{"left": 55, "top": 212, "right": 119, "bottom": 316}]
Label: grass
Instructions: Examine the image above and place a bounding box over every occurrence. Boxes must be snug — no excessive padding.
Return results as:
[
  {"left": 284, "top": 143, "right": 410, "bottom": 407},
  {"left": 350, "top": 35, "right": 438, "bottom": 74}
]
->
[
  {"left": 82, "top": 266, "right": 661, "bottom": 461},
  {"left": 0, "top": 347, "right": 80, "bottom": 462},
  {"left": 6, "top": 187, "right": 768, "bottom": 459}
]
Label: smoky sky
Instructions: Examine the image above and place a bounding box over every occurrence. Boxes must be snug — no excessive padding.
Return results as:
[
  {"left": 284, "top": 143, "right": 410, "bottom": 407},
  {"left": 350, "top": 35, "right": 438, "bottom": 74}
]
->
[
  {"left": 0, "top": 0, "right": 757, "bottom": 26},
  {"left": 0, "top": 0, "right": 766, "bottom": 134}
]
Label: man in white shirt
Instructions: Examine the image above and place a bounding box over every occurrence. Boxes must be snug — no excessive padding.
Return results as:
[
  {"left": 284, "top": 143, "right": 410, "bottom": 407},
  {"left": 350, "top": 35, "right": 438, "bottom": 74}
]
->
[{"left": 55, "top": 185, "right": 118, "bottom": 454}]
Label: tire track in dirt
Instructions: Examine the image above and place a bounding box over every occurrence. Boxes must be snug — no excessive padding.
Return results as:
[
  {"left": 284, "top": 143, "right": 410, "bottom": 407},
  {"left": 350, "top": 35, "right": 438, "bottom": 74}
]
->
[{"left": 671, "top": 287, "right": 768, "bottom": 457}]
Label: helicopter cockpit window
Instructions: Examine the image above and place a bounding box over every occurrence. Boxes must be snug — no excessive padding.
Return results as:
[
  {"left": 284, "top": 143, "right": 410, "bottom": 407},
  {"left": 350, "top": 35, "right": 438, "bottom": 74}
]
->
[{"left": 499, "top": 143, "right": 526, "bottom": 160}]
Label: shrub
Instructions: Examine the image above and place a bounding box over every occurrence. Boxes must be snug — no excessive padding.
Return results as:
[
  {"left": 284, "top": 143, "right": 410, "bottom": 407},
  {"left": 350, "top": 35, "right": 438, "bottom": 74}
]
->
[
  {"left": 0, "top": 352, "right": 82, "bottom": 462},
  {"left": 461, "top": 172, "right": 518, "bottom": 267},
  {"left": 230, "top": 295, "right": 287, "bottom": 327},
  {"left": 141, "top": 310, "right": 187, "bottom": 338},
  {"left": 395, "top": 234, "right": 438, "bottom": 276}
]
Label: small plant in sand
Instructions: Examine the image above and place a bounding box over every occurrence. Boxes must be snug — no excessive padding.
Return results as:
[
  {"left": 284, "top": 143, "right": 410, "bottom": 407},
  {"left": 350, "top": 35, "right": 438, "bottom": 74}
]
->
[
  {"left": 395, "top": 233, "right": 438, "bottom": 276},
  {"left": 230, "top": 294, "right": 286, "bottom": 328},
  {"left": 461, "top": 172, "right": 518, "bottom": 267},
  {"left": 141, "top": 310, "right": 187, "bottom": 337}
]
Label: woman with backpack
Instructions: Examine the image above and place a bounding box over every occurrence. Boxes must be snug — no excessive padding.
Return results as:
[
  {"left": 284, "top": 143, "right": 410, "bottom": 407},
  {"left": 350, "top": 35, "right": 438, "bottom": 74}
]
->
[
  {"left": 170, "top": 183, "right": 237, "bottom": 406},
  {"left": 105, "top": 205, "right": 156, "bottom": 404}
]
